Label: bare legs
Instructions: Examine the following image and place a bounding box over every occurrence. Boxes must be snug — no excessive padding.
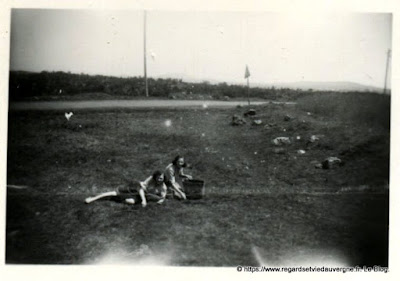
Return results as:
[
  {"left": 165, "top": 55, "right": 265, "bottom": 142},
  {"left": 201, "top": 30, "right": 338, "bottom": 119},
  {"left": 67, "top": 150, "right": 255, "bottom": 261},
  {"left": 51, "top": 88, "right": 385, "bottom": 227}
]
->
[{"left": 84, "top": 191, "right": 135, "bottom": 205}]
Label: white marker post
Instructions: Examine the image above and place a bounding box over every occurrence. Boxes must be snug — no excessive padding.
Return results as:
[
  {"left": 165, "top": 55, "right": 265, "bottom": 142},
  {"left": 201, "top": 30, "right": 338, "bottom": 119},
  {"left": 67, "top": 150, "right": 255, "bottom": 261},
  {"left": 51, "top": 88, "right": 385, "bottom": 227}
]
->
[
  {"left": 383, "top": 49, "right": 391, "bottom": 95},
  {"left": 245, "top": 65, "right": 251, "bottom": 105}
]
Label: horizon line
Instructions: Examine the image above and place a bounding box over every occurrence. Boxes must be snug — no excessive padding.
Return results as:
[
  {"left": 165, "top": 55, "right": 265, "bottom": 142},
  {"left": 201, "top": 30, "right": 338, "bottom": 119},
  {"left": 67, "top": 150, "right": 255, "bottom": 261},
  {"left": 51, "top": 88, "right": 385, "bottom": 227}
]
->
[{"left": 9, "top": 69, "right": 387, "bottom": 90}]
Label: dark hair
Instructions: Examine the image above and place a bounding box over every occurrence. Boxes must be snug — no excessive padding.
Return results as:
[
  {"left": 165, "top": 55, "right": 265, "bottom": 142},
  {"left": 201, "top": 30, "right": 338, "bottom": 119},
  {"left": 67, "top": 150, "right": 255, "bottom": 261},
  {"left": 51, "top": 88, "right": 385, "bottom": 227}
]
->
[
  {"left": 172, "top": 155, "right": 187, "bottom": 167},
  {"left": 152, "top": 170, "right": 163, "bottom": 181}
]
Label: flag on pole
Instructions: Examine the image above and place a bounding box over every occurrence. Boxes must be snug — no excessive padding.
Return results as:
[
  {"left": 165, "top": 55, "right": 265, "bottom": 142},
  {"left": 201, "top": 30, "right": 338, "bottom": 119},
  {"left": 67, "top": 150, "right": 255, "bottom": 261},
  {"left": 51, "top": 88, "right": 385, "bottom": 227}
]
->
[
  {"left": 244, "top": 65, "right": 251, "bottom": 79},
  {"left": 245, "top": 65, "right": 251, "bottom": 105}
]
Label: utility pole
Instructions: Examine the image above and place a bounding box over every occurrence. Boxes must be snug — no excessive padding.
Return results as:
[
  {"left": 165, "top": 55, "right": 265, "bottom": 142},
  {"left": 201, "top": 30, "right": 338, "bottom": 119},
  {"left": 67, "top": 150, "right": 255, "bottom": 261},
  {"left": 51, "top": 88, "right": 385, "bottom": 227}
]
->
[
  {"left": 383, "top": 49, "right": 391, "bottom": 95},
  {"left": 144, "top": 10, "right": 149, "bottom": 97}
]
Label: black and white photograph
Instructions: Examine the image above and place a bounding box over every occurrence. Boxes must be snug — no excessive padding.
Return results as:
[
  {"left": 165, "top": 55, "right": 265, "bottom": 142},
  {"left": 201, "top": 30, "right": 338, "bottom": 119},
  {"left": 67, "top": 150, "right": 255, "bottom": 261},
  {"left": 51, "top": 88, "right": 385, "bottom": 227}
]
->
[{"left": 1, "top": 0, "right": 397, "bottom": 279}]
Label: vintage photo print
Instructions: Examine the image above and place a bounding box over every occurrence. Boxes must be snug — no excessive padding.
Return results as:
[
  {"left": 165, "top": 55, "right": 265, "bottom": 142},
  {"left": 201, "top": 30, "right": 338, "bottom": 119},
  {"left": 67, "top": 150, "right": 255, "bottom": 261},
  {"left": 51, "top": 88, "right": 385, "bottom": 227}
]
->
[{"left": 0, "top": 0, "right": 398, "bottom": 280}]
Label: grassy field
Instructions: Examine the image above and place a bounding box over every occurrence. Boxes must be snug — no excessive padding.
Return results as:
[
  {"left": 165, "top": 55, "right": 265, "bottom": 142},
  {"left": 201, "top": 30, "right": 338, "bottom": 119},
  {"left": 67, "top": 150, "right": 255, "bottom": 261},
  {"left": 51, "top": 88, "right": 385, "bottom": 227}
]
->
[{"left": 6, "top": 92, "right": 390, "bottom": 266}]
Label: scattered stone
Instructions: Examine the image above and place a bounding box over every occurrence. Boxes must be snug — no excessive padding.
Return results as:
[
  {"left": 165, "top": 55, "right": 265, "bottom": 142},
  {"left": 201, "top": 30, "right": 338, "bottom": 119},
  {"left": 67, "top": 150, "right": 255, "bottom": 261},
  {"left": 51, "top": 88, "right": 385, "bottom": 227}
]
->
[
  {"left": 244, "top": 109, "right": 256, "bottom": 117},
  {"left": 272, "top": 137, "right": 291, "bottom": 146},
  {"left": 297, "top": 149, "right": 306, "bottom": 155},
  {"left": 252, "top": 119, "right": 263, "bottom": 125},
  {"left": 322, "top": 157, "right": 342, "bottom": 169},
  {"left": 264, "top": 123, "right": 276, "bottom": 129},
  {"left": 284, "top": 115, "right": 293, "bottom": 121},
  {"left": 307, "top": 112, "right": 312, "bottom": 116},
  {"left": 296, "top": 136, "right": 301, "bottom": 140},
  {"left": 308, "top": 134, "right": 324, "bottom": 143},
  {"left": 306, "top": 135, "right": 324, "bottom": 149},
  {"left": 315, "top": 163, "right": 323, "bottom": 169},
  {"left": 274, "top": 148, "right": 286, "bottom": 154},
  {"left": 231, "top": 114, "right": 246, "bottom": 126}
]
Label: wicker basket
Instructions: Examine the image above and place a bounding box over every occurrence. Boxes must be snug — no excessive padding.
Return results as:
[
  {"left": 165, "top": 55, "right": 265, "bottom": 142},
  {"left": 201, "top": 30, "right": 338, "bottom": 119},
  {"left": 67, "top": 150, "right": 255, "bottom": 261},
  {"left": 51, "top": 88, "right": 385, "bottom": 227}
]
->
[{"left": 183, "top": 179, "right": 205, "bottom": 199}]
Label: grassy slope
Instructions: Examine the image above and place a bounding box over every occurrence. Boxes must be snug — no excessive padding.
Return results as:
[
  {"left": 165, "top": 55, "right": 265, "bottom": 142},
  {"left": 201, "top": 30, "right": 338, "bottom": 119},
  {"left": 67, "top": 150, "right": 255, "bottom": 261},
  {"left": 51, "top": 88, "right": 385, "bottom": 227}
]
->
[
  {"left": 7, "top": 93, "right": 390, "bottom": 193},
  {"left": 6, "top": 92, "right": 390, "bottom": 265}
]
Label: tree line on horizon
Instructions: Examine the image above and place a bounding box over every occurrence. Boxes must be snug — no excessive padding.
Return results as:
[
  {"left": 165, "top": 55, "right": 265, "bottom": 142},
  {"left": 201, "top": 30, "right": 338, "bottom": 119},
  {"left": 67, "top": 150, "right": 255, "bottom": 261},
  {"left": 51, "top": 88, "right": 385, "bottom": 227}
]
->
[{"left": 8, "top": 70, "right": 338, "bottom": 101}]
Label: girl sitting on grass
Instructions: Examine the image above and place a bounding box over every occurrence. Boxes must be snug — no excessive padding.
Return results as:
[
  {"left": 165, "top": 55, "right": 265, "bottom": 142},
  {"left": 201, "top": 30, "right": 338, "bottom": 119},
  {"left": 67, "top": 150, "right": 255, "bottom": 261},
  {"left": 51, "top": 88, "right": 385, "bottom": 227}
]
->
[
  {"left": 164, "top": 155, "right": 193, "bottom": 200},
  {"left": 84, "top": 171, "right": 167, "bottom": 207}
]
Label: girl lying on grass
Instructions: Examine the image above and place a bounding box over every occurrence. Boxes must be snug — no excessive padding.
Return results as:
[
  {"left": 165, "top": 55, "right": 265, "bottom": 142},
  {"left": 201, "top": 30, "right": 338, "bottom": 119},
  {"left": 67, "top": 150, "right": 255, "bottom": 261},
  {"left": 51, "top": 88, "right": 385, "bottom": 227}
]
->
[{"left": 84, "top": 171, "right": 167, "bottom": 207}]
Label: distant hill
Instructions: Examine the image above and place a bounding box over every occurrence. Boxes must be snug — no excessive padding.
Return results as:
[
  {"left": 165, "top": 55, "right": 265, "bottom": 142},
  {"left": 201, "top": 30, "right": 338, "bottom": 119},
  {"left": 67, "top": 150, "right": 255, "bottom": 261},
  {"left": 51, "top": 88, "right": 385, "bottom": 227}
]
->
[
  {"left": 157, "top": 73, "right": 386, "bottom": 93},
  {"left": 157, "top": 73, "right": 382, "bottom": 92},
  {"left": 253, "top": 81, "right": 385, "bottom": 93}
]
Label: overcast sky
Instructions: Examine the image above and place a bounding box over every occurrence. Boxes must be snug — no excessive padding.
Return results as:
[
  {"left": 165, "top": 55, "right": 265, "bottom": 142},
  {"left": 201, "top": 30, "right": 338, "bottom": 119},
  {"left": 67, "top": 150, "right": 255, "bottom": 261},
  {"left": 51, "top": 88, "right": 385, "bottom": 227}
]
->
[{"left": 10, "top": 9, "right": 391, "bottom": 87}]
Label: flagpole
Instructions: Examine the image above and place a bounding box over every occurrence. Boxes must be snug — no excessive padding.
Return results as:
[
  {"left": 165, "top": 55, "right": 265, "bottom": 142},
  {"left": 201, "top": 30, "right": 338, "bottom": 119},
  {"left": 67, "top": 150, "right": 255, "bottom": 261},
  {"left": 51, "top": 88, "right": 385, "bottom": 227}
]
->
[
  {"left": 245, "top": 65, "right": 250, "bottom": 106},
  {"left": 247, "top": 77, "right": 250, "bottom": 106}
]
